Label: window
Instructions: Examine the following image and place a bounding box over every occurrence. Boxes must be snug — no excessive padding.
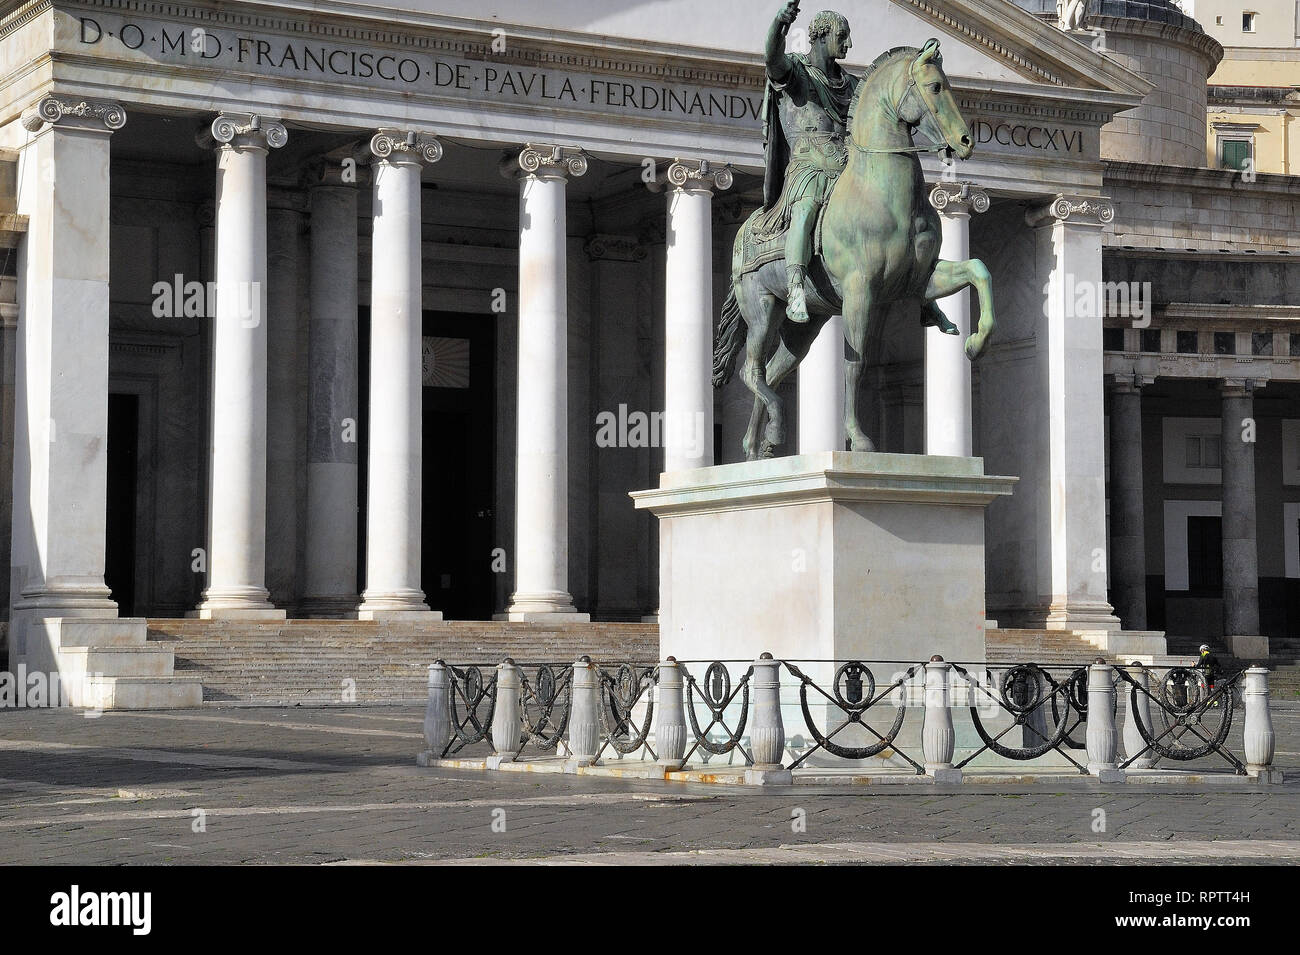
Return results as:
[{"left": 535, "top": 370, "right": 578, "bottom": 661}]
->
[
  {"left": 1242, "top": 11, "right": 1257, "bottom": 32},
  {"left": 1215, "top": 15, "right": 1223, "bottom": 24},
  {"left": 1177, "top": 330, "right": 1199, "bottom": 354},
  {"left": 1253, "top": 332, "right": 1274, "bottom": 355},
  {"left": 1187, "top": 516, "right": 1223, "bottom": 594},
  {"left": 1220, "top": 138, "right": 1252, "bottom": 171},
  {"left": 1102, "top": 327, "right": 1125, "bottom": 352},
  {"left": 1140, "top": 328, "right": 1162, "bottom": 353},
  {"left": 1291, "top": 333, "right": 1300, "bottom": 357},
  {"left": 1186, "top": 434, "right": 1221, "bottom": 469}
]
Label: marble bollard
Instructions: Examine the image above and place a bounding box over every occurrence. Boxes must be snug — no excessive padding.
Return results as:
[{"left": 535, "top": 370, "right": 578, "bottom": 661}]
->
[
  {"left": 923, "top": 656, "right": 961, "bottom": 783},
  {"left": 567, "top": 656, "right": 600, "bottom": 767},
  {"left": 745, "top": 653, "right": 792, "bottom": 785},
  {"left": 489, "top": 658, "right": 521, "bottom": 765},
  {"left": 1243, "top": 667, "right": 1277, "bottom": 779},
  {"left": 1085, "top": 660, "right": 1123, "bottom": 781},
  {"left": 423, "top": 660, "right": 452, "bottom": 757},
  {"left": 655, "top": 658, "right": 687, "bottom": 769},
  {"left": 1121, "top": 663, "right": 1156, "bottom": 770}
]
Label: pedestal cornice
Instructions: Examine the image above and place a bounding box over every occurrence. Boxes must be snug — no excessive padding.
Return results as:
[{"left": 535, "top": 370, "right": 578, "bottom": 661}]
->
[{"left": 632, "top": 452, "right": 1018, "bottom": 515}]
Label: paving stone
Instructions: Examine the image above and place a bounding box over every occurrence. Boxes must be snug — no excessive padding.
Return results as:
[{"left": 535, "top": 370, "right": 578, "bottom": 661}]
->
[{"left": 0, "top": 702, "right": 1296, "bottom": 864}]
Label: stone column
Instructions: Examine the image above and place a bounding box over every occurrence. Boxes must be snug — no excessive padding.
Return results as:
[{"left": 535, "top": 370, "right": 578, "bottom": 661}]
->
[
  {"left": 10, "top": 97, "right": 125, "bottom": 652},
  {"left": 265, "top": 187, "right": 305, "bottom": 609},
  {"left": 660, "top": 159, "right": 731, "bottom": 473},
  {"left": 798, "top": 315, "right": 844, "bottom": 453},
  {"left": 194, "top": 114, "right": 287, "bottom": 619},
  {"left": 302, "top": 163, "right": 361, "bottom": 616},
  {"left": 1221, "top": 380, "right": 1261, "bottom": 645},
  {"left": 1108, "top": 375, "right": 1149, "bottom": 630},
  {"left": 357, "top": 130, "right": 443, "bottom": 620},
  {"left": 1024, "top": 196, "right": 1120, "bottom": 630},
  {"left": 925, "top": 183, "right": 988, "bottom": 457},
  {"left": 0, "top": 151, "right": 28, "bottom": 618},
  {"left": 501, "top": 144, "right": 589, "bottom": 621}
]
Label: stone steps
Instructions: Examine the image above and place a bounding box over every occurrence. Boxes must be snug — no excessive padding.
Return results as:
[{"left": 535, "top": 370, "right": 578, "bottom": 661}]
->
[
  {"left": 32, "top": 617, "right": 203, "bottom": 710},
  {"left": 147, "top": 619, "right": 658, "bottom": 705}
]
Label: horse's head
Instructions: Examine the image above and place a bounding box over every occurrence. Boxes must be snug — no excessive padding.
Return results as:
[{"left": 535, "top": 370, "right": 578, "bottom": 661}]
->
[{"left": 897, "top": 40, "right": 972, "bottom": 160}]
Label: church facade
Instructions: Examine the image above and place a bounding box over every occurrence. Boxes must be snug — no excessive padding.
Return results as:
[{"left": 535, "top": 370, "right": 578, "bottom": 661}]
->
[{"left": 0, "top": 0, "right": 1294, "bottom": 698}]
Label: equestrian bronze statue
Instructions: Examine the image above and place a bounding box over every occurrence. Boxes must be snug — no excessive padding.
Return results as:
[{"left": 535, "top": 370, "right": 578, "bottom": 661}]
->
[{"left": 714, "top": 3, "right": 996, "bottom": 459}]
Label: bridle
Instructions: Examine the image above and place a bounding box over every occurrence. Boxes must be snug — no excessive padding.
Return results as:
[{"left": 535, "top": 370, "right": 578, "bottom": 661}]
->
[{"left": 847, "top": 52, "right": 957, "bottom": 158}]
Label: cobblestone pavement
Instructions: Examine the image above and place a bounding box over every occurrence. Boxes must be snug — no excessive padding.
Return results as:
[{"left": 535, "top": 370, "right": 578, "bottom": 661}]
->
[{"left": 0, "top": 703, "right": 1296, "bottom": 865}]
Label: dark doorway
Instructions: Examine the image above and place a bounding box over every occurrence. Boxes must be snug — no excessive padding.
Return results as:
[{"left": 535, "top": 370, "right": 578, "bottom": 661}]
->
[
  {"left": 1187, "top": 515, "right": 1223, "bottom": 595},
  {"left": 421, "top": 312, "right": 497, "bottom": 619},
  {"left": 105, "top": 393, "right": 139, "bottom": 616}
]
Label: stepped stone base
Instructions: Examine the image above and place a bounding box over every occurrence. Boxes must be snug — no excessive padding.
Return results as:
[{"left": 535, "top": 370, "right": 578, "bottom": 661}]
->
[{"left": 8, "top": 616, "right": 201, "bottom": 711}]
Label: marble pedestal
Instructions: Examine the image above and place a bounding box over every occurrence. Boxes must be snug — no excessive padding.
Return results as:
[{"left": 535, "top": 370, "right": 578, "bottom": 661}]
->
[{"left": 631, "top": 452, "right": 1017, "bottom": 666}]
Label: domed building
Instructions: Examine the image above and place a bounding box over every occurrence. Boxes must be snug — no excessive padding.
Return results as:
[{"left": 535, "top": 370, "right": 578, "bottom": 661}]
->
[{"left": 1008, "top": 0, "right": 1300, "bottom": 658}]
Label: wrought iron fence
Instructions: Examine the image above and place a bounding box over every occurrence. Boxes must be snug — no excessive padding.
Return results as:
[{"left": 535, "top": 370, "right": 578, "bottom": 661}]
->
[{"left": 420, "top": 654, "right": 1279, "bottom": 781}]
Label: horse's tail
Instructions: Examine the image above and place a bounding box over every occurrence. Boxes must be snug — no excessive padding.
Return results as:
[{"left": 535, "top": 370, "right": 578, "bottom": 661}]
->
[{"left": 712, "top": 283, "right": 745, "bottom": 388}]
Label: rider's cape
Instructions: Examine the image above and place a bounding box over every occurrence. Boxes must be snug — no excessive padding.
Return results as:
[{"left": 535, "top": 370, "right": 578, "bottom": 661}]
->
[{"left": 761, "top": 53, "right": 858, "bottom": 211}]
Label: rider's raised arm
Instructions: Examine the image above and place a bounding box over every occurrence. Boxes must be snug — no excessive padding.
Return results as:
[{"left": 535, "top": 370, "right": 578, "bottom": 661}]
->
[{"left": 766, "top": 1, "right": 798, "bottom": 84}]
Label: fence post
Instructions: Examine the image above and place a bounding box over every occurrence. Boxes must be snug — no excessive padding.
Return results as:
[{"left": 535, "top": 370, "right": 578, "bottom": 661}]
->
[
  {"left": 1121, "top": 662, "right": 1156, "bottom": 770},
  {"left": 655, "top": 657, "right": 687, "bottom": 770},
  {"left": 489, "top": 658, "right": 521, "bottom": 767},
  {"left": 745, "top": 652, "right": 792, "bottom": 785},
  {"left": 1243, "top": 666, "right": 1280, "bottom": 782},
  {"left": 1085, "top": 659, "right": 1123, "bottom": 781},
  {"left": 923, "top": 655, "right": 962, "bottom": 783},
  {"left": 566, "top": 656, "right": 599, "bottom": 769},
  {"left": 420, "top": 660, "right": 452, "bottom": 765}
]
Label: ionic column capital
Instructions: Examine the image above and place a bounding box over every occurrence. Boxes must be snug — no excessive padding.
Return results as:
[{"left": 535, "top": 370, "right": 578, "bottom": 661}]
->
[
  {"left": 21, "top": 96, "right": 126, "bottom": 134},
  {"left": 198, "top": 113, "right": 288, "bottom": 152},
  {"left": 1106, "top": 371, "right": 1154, "bottom": 394},
  {"left": 367, "top": 128, "right": 443, "bottom": 166},
  {"left": 1025, "top": 193, "right": 1115, "bottom": 229},
  {"left": 654, "top": 158, "right": 734, "bottom": 194},
  {"left": 1220, "top": 379, "right": 1260, "bottom": 399},
  {"left": 929, "top": 181, "right": 988, "bottom": 216},
  {"left": 584, "top": 234, "right": 648, "bottom": 263},
  {"left": 305, "top": 153, "right": 371, "bottom": 188},
  {"left": 500, "top": 143, "right": 588, "bottom": 181}
]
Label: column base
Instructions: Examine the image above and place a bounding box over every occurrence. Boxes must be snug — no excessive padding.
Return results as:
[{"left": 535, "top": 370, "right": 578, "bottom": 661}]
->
[
  {"left": 357, "top": 609, "right": 443, "bottom": 621},
  {"left": 356, "top": 589, "right": 435, "bottom": 621},
  {"left": 188, "top": 608, "right": 287, "bottom": 620},
  {"left": 494, "top": 611, "right": 591, "bottom": 623},
  {"left": 498, "top": 591, "right": 589, "bottom": 622},
  {"left": 1032, "top": 600, "right": 1123, "bottom": 632},
  {"left": 195, "top": 587, "right": 282, "bottom": 619},
  {"left": 13, "top": 581, "right": 119, "bottom": 615},
  {"left": 1224, "top": 635, "right": 1269, "bottom": 659}
]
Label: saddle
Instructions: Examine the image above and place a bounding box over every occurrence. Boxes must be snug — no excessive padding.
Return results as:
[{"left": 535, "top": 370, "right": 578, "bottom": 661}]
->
[
  {"left": 735, "top": 206, "right": 842, "bottom": 316},
  {"left": 735, "top": 204, "right": 830, "bottom": 280}
]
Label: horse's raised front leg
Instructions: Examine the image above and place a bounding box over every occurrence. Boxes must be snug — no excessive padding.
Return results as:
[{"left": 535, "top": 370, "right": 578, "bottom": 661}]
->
[
  {"left": 925, "top": 259, "right": 996, "bottom": 360},
  {"left": 842, "top": 283, "right": 877, "bottom": 453}
]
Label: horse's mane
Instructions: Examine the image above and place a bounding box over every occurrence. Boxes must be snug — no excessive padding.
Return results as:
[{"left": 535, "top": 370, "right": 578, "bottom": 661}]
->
[{"left": 846, "top": 46, "right": 921, "bottom": 128}]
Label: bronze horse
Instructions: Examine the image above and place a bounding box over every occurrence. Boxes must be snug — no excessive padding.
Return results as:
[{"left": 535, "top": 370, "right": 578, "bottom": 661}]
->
[{"left": 714, "top": 40, "right": 996, "bottom": 459}]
